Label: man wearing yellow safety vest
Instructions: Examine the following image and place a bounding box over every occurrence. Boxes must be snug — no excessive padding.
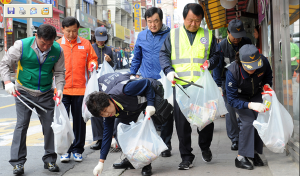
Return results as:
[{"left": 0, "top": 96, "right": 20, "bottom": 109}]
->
[{"left": 159, "top": 3, "right": 220, "bottom": 170}]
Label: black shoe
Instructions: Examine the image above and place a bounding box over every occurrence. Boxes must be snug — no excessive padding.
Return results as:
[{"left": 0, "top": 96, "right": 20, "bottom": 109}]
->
[
  {"left": 44, "top": 162, "right": 59, "bottom": 172},
  {"left": 90, "top": 140, "right": 102, "bottom": 150},
  {"left": 161, "top": 149, "right": 171, "bottom": 157},
  {"left": 202, "top": 149, "right": 212, "bottom": 162},
  {"left": 13, "top": 164, "right": 24, "bottom": 175},
  {"left": 249, "top": 153, "right": 264, "bottom": 166},
  {"left": 141, "top": 164, "right": 152, "bottom": 176},
  {"left": 113, "top": 158, "right": 134, "bottom": 169},
  {"left": 178, "top": 160, "right": 193, "bottom": 170},
  {"left": 231, "top": 141, "right": 238, "bottom": 151},
  {"left": 235, "top": 157, "right": 254, "bottom": 170}
]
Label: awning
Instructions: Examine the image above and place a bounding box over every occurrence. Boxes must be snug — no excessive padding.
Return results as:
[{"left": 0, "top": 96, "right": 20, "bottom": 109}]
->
[
  {"left": 201, "top": 0, "right": 249, "bottom": 30},
  {"left": 289, "top": 4, "right": 300, "bottom": 25}
]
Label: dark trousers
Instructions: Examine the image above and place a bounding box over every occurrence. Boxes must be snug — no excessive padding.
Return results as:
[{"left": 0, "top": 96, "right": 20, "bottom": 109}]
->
[
  {"left": 222, "top": 81, "right": 239, "bottom": 142},
  {"left": 236, "top": 93, "right": 263, "bottom": 158},
  {"left": 62, "top": 95, "right": 86, "bottom": 154},
  {"left": 160, "top": 113, "right": 174, "bottom": 150},
  {"left": 173, "top": 87, "right": 214, "bottom": 162},
  {"left": 117, "top": 60, "right": 121, "bottom": 69},
  {"left": 9, "top": 89, "right": 57, "bottom": 166},
  {"left": 91, "top": 117, "right": 104, "bottom": 141}
]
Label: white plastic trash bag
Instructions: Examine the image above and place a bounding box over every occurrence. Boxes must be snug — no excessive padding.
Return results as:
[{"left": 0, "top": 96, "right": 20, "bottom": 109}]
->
[
  {"left": 97, "top": 60, "right": 114, "bottom": 79},
  {"left": 82, "top": 69, "right": 98, "bottom": 122},
  {"left": 253, "top": 90, "right": 294, "bottom": 153},
  {"left": 159, "top": 71, "right": 173, "bottom": 106},
  {"left": 175, "top": 69, "right": 228, "bottom": 131},
  {"left": 123, "top": 58, "right": 128, "bottom": 66},
  {"left": 117, "top": 114, "right": 168, "bottom": 169},
  {"left": 51, "top": 99, "right": 74, "bottom": 155}
]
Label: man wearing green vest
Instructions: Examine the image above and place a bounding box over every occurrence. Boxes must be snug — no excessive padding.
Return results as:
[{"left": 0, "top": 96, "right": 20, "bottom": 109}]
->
[
  {"left": 0, "top": 24, "right": 65, "bottom": 175},
  {"left": 159, "top": 3, "right": 220, "bottom": 170},
  {"left": 290, "top": 34, "right": 299, "bottom": 75}
]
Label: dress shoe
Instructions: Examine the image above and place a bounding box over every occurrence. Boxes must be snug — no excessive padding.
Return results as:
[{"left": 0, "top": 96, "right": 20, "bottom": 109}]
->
[
  {"left": 231, "top": 141, "right": 238, "bottom": 151},
  {"left": 202, "top": 149, "right": 212, "bottom": 162},
  {"left": 235, "top": 157, "right": 254, "bottom": 170},
  {"left": 90, "top": 140, "right": 102, "bottom": 150},
  {"left": 161, "top": 149, "right": 171, "bottom": 157},
  {"left": 178, "top": 160, "right": 193, "bottom": 170},
  {"left": 13, "top": 163, "right": 24, "bottom": 175},
  {"left": 249, "top": 153, "right": 264, "bottom": 166},
  {"left": 44, "top": 162, "right": 60, "bottom": 172},
  {"left": 141, "top": 164, "right": 152, "bottom": 176},
  {"left": 113, "top": 158, "right": 134, "bottom": 169}
]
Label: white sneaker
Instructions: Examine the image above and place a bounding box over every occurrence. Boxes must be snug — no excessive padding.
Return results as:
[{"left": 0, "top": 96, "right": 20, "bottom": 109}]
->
[
  {"left": 73, "top": 153, "right": 82, "bottom": 162},
  {"left": 60, "top": 153, "right": 71, "bottom": 163}
]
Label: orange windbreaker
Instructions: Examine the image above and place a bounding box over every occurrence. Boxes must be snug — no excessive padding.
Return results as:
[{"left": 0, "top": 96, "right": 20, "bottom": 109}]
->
[{"left": 57, "top": 36, "right": 98, "bottom": 96}]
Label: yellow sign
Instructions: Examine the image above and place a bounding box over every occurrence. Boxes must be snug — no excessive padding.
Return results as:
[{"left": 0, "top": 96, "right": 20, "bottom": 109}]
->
[
  {"left": 108, "top": 10, "right": 111, "bottom": 24},
  {"left": 114, "top": 23, "right": 125, "bottom": 40},
  {"left": 134, "top": 2, "right": 141, "bottom": 32},
  {"left": 125, "top": 28, "right": 130, "bottom": 39},
  {"left": 1, "top": 0, "right": 12, "bottom": 4}
]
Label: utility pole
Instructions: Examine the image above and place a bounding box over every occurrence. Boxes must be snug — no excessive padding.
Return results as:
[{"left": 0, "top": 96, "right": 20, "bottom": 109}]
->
[{"left": 27, "top": 0, "right": 33, "bottom": 37}]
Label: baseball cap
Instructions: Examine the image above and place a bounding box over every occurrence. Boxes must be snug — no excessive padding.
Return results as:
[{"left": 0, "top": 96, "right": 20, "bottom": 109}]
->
[
  {"left": 239, "top": 44, "right": 263, "bottom": 70},
  {"left": 95, "top": 27, "right": 107, "bottom": 41},
  {"left": 228, "top": 19, "right": 246, "bottom": 39}
]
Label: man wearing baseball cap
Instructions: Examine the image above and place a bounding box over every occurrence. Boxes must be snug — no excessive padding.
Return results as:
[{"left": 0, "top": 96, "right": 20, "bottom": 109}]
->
[
  {"left": 226, "top": 44, "right": 273, "bottom": 170},
  {"left": 213, "top": 19, "right": 252, "bottom": 151}
]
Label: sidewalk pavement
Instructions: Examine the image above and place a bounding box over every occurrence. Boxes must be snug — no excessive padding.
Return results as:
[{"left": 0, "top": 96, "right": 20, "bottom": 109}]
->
[{"left": 62, "top": 117, "right": 299, "bottom": 176}]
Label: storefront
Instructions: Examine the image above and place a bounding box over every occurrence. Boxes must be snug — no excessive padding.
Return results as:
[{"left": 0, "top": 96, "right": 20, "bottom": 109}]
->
[
  {"left": 76, "top": 9, "right": 98, "bottom": 33},
  {"left": 200, "top": 0, "right": 299, "bottom": 163}
]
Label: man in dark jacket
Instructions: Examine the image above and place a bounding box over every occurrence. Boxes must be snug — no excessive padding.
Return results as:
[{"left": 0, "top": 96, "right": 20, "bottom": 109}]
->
[{"left": 213, "top": 19, "right": 252, "bottom": 151}]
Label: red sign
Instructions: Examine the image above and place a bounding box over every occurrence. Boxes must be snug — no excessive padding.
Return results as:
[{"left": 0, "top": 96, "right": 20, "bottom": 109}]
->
[
  {"left": 0, "top": 5, "right": 3, "bottom": 28},
  {"left": 174, "top": 24, "right": 179, "bottom": 28},
  {"left": 173, "top": 0, "right": 177, "bottom": 9},
  {"left": 44, "top": 18, "right": 60, "bottom": 33}
]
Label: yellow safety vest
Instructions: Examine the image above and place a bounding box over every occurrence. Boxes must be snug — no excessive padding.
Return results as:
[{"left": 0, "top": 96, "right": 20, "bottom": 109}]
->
[{"left": 170, "top": 26, "right": 212, "bottom": 85}]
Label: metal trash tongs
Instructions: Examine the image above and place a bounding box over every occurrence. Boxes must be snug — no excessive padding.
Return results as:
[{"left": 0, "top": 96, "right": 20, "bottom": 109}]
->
[{"left": 174, "top": 77, "right": 204, "bottom": 89}]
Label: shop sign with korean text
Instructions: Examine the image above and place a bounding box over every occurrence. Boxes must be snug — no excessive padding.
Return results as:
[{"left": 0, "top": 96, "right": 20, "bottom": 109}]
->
[
  {"left": 76, "top": 9, "right": 97, "bottom": 31},
  {"left": 114, "top": 23, "right": 125, "bottom": 40},
  {"left": 134, "top": 2, "right": 141, "bottom": 32}
]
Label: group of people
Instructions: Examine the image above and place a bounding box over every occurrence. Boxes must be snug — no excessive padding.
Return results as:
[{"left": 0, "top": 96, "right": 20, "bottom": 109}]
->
[{"left": 0, "top": 2, "right": 295, "bottom": 176}]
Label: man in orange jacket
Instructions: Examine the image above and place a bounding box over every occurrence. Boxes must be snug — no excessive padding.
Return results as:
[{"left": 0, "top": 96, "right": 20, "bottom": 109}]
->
[{"left": 56, "top": 17, "right": 98, "bottom": 162}]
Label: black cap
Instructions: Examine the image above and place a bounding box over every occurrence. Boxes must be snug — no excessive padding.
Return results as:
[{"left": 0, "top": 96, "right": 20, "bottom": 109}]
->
[
  {"left": 228, "top": 19, "right": 246, "bottom": 38},
  {"left": 95, "top": 27, "right": 107, "bottom": 41},
  {"left": 240, "top": 44, "right": 263, "bottom": 70}
]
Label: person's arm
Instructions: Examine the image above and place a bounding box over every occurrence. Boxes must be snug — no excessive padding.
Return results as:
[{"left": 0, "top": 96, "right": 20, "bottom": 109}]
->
[
  {"left": 105, "top": 49, "right": 114, "bottom": 67},
  {"left": 0, "top": 40, "right": 22, "bottom": 83},
  {"left": 99, "top": 117, "right": 115, "bottom": 161},
  {"left": 212, "top": 44, "right": 223, "bottom": 87},
  {"left": 130, "top": 38, "right": 142, "bottom": 75},
  {"left": 123, "top": 79, "right": 155, "bottom": 106},
  {"left": 159, "top": 33, "right": 175, "bottom": 76},
  {"left": 87, "top": 42, "right": 98, "bottom": 70},
  {"left": 53, "top": 47, "right": 66, "bottom": 91},
  {"left": 226, "top": 70, "right": 249, "bottom": 109},
  {"left": 294, "top": 43, "right": 299, "bottom": 59},
  {"left": 261, "top": 56, "right": 273, "bottom": 87},
  {"left": 208, "top": 35, "right": 220, "bottom": 70}
]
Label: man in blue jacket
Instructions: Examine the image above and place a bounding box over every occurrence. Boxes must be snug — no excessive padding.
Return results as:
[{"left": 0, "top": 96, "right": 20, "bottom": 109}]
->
[{"left": 129, "top": 7, "right": 173, "bottom": 158}]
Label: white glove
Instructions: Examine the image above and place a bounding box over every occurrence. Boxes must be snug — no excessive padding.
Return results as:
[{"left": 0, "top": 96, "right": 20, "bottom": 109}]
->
[
  {"left": 93, "top": 162, "right": 104, "bottom": 176},
  {"left": 166, "top": 71, "right": 179, "bottom": 84},
  {"left": 248, "top": 102, "right": 267, "bottom": 113},
  {"left": 5, "top": 82, "right": 16, "bottom": 95},
  {"left": 146, "top": 106, "right": 156, "bottom": 116},
  {"left": 130, "top": 75, "right": 136, "bottom": 79},
  {"left": 218, "top": 87, "right": 223, "bottom": 96},
  {"left": 291, "top": 57, "right": 297, "bottom": 61},
  {"left": 111, "top": 138, "right": 118, "bottom": 148},
  {"left": 57, "top": 90, "right": 63, "bottom": 104}
]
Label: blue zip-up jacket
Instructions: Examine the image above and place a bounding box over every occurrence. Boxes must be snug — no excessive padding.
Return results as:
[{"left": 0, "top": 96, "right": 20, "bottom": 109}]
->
[{"left": 130, "top": 24, "right": 170, "bottom": 79}]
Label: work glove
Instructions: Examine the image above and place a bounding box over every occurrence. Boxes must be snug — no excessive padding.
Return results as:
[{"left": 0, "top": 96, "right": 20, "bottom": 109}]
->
[
  {"left": 200, "top": 60, "right": 210, "bottom": 70},
  {"left": 291, "top": 57, "right": 297, "bottom": 61},
  {"left": 130, "top": 75, "right": 136, "bottom": 79},
  {"left": 248, "top": 102, "right": 268, "bottom": 113},
  {"left": 5, "top": 82, "right": 16, "bottom": 95},
  {"left": 111, "top": 138, "right": 118, "bottom": 148},
  {"left": 167, "top": 71, "right": 179, "bottom": 84},
  {"left": 263, "top": 84, "right": 272, "bottom": 92},
  {"left": 93, "top": 162, "right": 104, "bottom": 176},
  {"left": 146, "top": 106, "right": 156, "bottom": 116},
  {"left": 89, "top": 62, "right": 97, "bottom": 72},
  {"left": 218, "top": 87, "right": 223, "bottom": 96},
  {"left": 56, "top": 90, "right": 63, "bottom": 105}
]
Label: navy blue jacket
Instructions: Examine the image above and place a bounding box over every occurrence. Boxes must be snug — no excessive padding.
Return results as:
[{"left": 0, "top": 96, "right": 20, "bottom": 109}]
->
[
  {"left": 130, "top": 24, "right": 170, "bottom": 79},
  {"left": 159, "top": 26, "right": 220, "bottom": 76},
  {"left": 92, "top": 44, "right": 114, "bottom": 67},
  {"left": 226, "top": 56, "right": 273, "bottom": 109}
]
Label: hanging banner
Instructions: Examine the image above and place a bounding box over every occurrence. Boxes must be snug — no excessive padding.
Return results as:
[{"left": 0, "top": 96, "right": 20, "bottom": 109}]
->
[
  {"left": 134, "top": 2, "right": 142, "bottom": 32},
  {"left": 166, "top": 15, "right": 171, "bottom": 29},
  {"left": 130, "top": 30, "right": 135, "bottom": 47},
  {"left": 108, "top": 10, "right": 111, "bottom": 24},
  {"left": 78, "top": 28, "right": 91, "bottom": 40},
  {"left": 6, "top": 18, "right": 13, "bottom": 34},
  {"left": 173, "top": 0, "right": 177, "bottom": 9},
  {"left": 125, "top": 28, "right": 131, "bottom": 44},
  {"left": 0, "top": 5, "right": 4, "bottom": 28}
]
